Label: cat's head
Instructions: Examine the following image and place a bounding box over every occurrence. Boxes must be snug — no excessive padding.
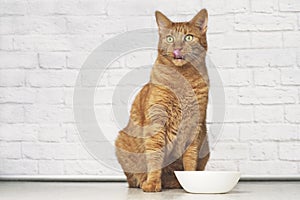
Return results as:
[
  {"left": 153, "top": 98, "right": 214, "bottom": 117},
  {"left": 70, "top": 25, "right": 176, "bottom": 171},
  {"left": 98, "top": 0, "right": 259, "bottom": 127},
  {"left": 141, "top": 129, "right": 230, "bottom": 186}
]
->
[{"left": 155, "top": 9, "right": 208, "bottom": 67}]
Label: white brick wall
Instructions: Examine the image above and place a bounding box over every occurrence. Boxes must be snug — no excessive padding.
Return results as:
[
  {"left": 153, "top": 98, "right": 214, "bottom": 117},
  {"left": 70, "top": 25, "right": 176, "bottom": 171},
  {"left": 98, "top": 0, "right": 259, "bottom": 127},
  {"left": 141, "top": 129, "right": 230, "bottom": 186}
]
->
[{"left": 0, "top": 0, "right": 299, "bottom": 177}]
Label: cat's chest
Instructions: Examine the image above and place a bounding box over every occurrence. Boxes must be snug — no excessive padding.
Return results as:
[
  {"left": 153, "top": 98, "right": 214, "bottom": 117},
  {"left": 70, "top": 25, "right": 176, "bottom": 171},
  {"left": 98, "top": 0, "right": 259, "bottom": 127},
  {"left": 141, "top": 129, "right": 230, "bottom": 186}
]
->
[{"left": 177, "top": 67, "right": 208, "bottom": 91}]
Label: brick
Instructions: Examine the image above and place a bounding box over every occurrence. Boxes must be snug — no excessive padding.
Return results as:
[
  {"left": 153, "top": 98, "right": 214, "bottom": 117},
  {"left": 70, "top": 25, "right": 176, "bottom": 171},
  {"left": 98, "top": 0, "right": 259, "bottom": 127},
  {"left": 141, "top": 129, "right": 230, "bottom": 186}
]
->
[
  {"left": 66, "top": 52, "right": 89, "bottom": 69},
  {"left": 0, "top": 124, "right": 38, "bottom": 141},
  {"left": 27, "top": 0, "right": 107, "bottom": 16},
  {"left": 206, "top": 161, "right": 238, "bottom": 171},
  {"left": 279, "top": 143, "right": 300, "bottom": 161},
  {"left": 35, "top": 88, "right": 64, "bottom": 105},
  {"left": 298, "top": 48, "right": 300, "bottom": 66},
  {"left": 1, "top": 16, "right": 67, "bottom": 35},
  {"left": 0, "top": 36, "right": 14, "bottom": 50},
  {"left": 38, "top": 160, "right": 64, "bottom": 175},
  {"left": 94, "top": 105, "right": 115, "bottom": 125},
  {"left": 0, "top": 142, "right": 22, "bottom": 159},
  {"left": 38, "top": 124, "right": 65, "bottom": 142},
  {"left": 207, "top": 50, "right": 238, "bottom": 68},
  {"left": 125, "top": 16, "right": 156, "bottom": 30},
  {"left": 239, "top": 87, "right": 298, "bottom": 105},
  {"left": 92, "top": 122, "right": 119, "bottom": 142},
  {"left": 208, "top": 16, "right": 234, "bottom": 34},
  {"left": 0, "top": 105, "right": 24, "bottom": 123},
  {"left": 124, "top": 50, "right": 155, "bottom": 69},
  {"left": 251, "top": 32, "right": 282, "bottom": 48},
  {"left": 0, "top": 88, "right": 36, "bottom": 104},
  {"left": 107, "top": 0, "right": 177, "bottom": 17},
  {"left": 203, "top": 0, "right": 249, "bottom": 15},
  {"left": 0, "top": 160, "right": 38, "bottom": 175},
  {"left": 210, "top": 143, "right": 248, "bottom": 160},
  {"left": 0, "top": 53, "right": 38, "bottom": 69},
  {"left": 240, "top": 124, "right": 298, "bottom": 141},
  {"left": 222, "top": 32, "right": 251, "bottom": 49},
  {"left": 285, "top": 105, "right": 300, "bottom": 123},
  {"left": 54, "top": 144, "right": 84, "bottom": 160},
  {"left": 224, "top": 106, "right": 253, "bottom": 122},
  {"left": 22, "top": 143, "right": 86, "bottom": 160},
  {"left": 283, "top": 32, "right": 300, "bottom": 48},
  {"left": 239, "top": 161, "right": 298, "bottom": 175},
  {"left": 281, "top": 69, "right": 300, "bottom": 85},
  {"left": 63, "top": 123, "right": 80, "bottom": 143},
  {"left": 208, "top": 124, "right": 239, "bottom": 142},
  {"left": 63, "top": 88, "right": 75, "bottom": 106},
  {"left": 219, "top": 69, "right": 251, "bottom": 86},
  {"left": 26, "top": 70, "right": 78, "bottom": 87},
  {"left": 64, "top": 160, "right": 103, "bottom": 175},
  {"left": 19, "top": 16, "right": 67, "bottom": 34},
  {"left": 24, "top": 105, "right": 74, "bottom": 123},
  {"left": 235, "top": 14, "right": 296, "bottom": 31},
  {"left": 80, "top": 101, "right": 114, "bottom": 124},
  {"left": 0, "top": 0, "right": 27, "bottom": 15},
  {"left": 249, "top": 142, "right": 278, "bottom": 161},
  {"left": 207, "top": 34, "right": 224, "bottom": 50},
  {"left": 224, "top": 88, "right": 239, "bottom": 105},
  {"left": 22, "top": 143, "right": 56, "bottom": 160},
  {"left": 176, "top": 1, "right": 203, "bottom": 15},
  {"left": 0, "top": 17, "right": 14, "bottom": 34},
  {"left": 251, "top": 0, "right": 278, "bottom": 13},
  {"left": 66, "top": 16, "right": 126, "bottom": 34},
  {"left": 68, "top": 35, "right": 104, "bottom": 52},
  {"left": 107, "top": 69, "right": 134, "bottom": 86},
  {"left": 94, "top": 88, "right": 114, "bottom": 105},
  {"left": 39, "top": 53, "right": 66, "bottom": 69},
  {"left": 0, "top": 70, "right": 25, "bottom": 87},
  {"left": 299, "top": 89, "right": 300, "bottom": 105},
  {"left": 238, "top": 49, "right": 297, "bottom": 68},
  {"left": 13, "top": 35, "right": 70, "bottom": 52},
  {"left": 254, "top": 106, "right": 284, "bottom": 123},
  {"left": 254, "top": 69, "right": 280, "bottom": 86},
  {"left": 279, "top": 0, "right": 300, "bottom": 12},
  {"left": 80, "top": 69, "right": 106, "bottom": 87}
]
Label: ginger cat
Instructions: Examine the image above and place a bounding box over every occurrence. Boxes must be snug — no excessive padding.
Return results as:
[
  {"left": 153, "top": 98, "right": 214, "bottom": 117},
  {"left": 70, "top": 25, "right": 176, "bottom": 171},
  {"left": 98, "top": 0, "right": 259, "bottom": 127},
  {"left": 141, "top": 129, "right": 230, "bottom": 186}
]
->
[{"left": 115, "top": 9, "right": 210, "bottom": 192}]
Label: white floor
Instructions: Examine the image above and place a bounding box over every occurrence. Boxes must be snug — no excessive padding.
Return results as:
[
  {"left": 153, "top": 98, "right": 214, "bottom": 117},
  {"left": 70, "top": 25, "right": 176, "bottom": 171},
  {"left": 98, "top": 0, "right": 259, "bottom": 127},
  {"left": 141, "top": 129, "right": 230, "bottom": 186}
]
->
[{"left": 0, "top": 181, "right": 299, "bottom": 200}]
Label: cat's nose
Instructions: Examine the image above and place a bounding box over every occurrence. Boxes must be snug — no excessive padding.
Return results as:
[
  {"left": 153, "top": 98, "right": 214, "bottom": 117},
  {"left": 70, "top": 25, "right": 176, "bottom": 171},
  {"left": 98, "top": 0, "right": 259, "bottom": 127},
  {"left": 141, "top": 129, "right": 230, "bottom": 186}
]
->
[{"left": 173, "top": 49, "right": 182, "bottom": 59}]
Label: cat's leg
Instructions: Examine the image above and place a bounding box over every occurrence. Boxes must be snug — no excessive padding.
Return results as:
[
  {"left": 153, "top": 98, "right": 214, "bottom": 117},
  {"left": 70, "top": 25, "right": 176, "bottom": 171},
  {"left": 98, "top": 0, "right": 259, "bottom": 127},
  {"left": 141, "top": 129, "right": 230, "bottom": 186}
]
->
[
  {"left": 161, "top": 173, "right": 182, "bottom": 189},
  {"left": 161, "top": 159, "right": 183, "bottom": 189},
  {"left": 141, "top": 130, "right": 166, "bottom": 192},
  {"left": 134, "top": 173, "right": 147, "bottom": 188},
  {"left": 125, "top": 172, "right": 138, "bottom": 188},
  {"left": 197, "top": 135, "right": 210, "bottom": 171},
  {"left": 125, "top": 172, "right": 147, "bottom": 188},
  {"left": 197, "top": 152, "right": 210, "bottom": 171},
  {"left": 182, "top": 139, "right": 199, "bottom": 171}
]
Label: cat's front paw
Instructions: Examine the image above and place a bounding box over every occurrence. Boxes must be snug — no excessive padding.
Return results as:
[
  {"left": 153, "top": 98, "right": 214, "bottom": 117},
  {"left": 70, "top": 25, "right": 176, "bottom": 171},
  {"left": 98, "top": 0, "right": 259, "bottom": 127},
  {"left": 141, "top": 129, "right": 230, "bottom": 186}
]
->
[{"left": 141, "top": 180, "right": 162, "bottom": 192}]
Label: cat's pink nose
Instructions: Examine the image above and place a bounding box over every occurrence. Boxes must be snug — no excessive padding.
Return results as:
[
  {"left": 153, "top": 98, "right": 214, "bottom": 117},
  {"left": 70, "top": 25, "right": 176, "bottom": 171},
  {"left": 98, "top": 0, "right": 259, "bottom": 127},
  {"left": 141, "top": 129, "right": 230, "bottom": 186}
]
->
[{"left": 173, "top": 49, "right": 183, "bottom": 59}]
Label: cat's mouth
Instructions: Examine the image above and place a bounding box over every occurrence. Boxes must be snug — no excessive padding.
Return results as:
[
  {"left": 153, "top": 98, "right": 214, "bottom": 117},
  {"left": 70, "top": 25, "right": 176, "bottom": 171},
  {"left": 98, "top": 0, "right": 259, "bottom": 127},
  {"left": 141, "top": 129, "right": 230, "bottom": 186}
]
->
[
  {"left": 172, "top": 55, "right": 187, "bottom": 66},
  {"left": 174, "top": 55, "right": 184, "bottom": 60}
]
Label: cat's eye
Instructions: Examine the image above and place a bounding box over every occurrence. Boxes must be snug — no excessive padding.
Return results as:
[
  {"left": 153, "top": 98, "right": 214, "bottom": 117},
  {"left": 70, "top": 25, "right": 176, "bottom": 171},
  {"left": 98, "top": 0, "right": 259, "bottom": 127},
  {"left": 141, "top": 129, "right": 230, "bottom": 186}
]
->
[
  {"left": 166, "top": 36, "right": 174, "bottom": 43},
  {"left": 184, "top": 34, "right": 193, "bottom": 42}
]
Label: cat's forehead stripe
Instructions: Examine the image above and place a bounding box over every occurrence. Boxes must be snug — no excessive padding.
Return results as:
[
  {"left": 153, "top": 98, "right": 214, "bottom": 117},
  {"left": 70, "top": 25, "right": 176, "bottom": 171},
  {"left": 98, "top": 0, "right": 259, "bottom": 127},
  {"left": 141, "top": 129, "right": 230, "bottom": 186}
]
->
[{"left": 173, "top": 23, "right": 192, "bottom": 34}]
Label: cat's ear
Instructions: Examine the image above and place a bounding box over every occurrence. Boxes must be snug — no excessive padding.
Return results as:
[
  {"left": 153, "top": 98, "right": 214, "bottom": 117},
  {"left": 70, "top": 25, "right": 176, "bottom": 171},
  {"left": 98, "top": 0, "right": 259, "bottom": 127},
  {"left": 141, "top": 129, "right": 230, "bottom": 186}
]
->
[
  {"left": 155, "top": 11, "right": 172, "bottom": 29},
  {"left": 190, "top": 9, "right": 208, "bottom": 34}
]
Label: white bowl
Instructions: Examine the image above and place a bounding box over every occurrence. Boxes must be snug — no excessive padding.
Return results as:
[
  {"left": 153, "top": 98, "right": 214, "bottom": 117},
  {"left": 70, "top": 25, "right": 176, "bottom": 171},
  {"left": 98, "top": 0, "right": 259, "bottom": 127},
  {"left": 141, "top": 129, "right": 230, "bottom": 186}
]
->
[{"left": 174, "top": 171, "right": 241, "bottom": 194}]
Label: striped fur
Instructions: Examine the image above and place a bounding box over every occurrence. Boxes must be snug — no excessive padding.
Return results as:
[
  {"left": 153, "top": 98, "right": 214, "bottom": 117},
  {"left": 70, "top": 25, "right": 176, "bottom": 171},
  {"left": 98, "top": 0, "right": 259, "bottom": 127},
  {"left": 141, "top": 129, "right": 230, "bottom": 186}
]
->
[{"left": 115, "top": 9, "right": 210, "bottom": 192}]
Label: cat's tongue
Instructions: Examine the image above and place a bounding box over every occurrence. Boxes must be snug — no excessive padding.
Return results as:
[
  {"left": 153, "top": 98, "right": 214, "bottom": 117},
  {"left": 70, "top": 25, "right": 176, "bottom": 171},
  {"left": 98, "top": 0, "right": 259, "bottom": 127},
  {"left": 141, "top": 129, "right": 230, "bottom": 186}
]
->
[{"left": 173, "top": 49, "right": 183, "bottom": 59}]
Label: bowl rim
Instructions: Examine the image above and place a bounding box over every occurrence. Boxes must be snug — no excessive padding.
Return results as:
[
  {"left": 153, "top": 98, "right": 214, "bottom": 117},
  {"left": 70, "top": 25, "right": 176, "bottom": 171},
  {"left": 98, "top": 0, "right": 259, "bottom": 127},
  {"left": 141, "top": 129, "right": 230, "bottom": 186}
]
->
[{"left": 174, "top": 171, "right": 241, "bottom": 174}]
